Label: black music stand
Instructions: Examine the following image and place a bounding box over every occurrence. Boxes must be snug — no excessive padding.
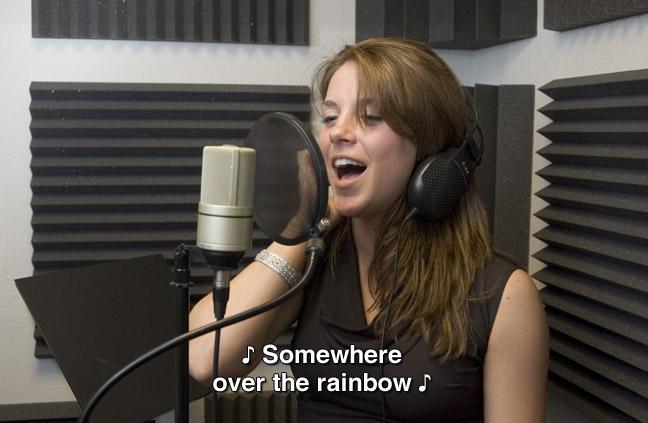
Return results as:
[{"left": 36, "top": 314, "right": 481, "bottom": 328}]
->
[{"left": 15, "top": 255, "right": 210, "bottom": 423}]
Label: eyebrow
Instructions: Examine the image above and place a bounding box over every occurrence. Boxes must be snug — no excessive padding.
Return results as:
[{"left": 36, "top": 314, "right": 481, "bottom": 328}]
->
[{"left": 321, "top": 98, "right": 376, "bottom": 108}]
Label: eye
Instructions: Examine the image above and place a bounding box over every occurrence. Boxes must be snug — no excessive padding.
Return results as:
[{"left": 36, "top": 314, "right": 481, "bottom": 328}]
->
[
  {"left": 365, "top": 114, "right": 382, "bottom": 126},
  {"left": 322, "top": 114, "right": 337, "bottom": 126}
]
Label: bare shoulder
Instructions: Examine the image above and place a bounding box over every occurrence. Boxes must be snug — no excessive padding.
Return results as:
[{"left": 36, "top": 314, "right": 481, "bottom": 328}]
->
[
  {"left": 490, "top": 268, "right": 548, "bottom": 351},
  {"left": 483, "top": 268, "right": 549, "bottom": 422},
  {"left": 501, "top": 269, "right": 543, "bottom": 312}
]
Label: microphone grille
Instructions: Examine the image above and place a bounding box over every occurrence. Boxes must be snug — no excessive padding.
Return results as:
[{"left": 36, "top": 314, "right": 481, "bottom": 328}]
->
[{"left": 200, "top": 146, "right": 255, "bottom": 207}]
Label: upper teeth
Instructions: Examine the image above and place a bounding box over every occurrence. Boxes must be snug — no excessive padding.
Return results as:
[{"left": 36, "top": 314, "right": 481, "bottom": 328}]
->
[{"left": 335, "top": 158, "right": 364, "bottom": 167}]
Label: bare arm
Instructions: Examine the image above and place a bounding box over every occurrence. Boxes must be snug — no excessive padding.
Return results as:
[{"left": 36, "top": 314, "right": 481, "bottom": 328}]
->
[
  {"left": 189, "top": 192, "right": 339, "bottom": 385},
  {"left": 483, "top": 269, "right": 550, "bottom": 422},
  {"left": 188, "top": 241, "right": 307, "bottom": 384}
]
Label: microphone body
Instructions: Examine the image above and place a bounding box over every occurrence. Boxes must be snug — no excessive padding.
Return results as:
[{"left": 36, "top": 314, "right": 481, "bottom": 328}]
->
[
  {"left": 196, "top": 145, "right": 255, "bottom": 423},
  {"left": 196, "top": 145, "right": 256, "bottom": 270}
]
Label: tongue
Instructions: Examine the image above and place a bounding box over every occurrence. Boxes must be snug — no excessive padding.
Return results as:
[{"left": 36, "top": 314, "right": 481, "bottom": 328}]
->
[{"left": 338, "top": 165, "right": 365, "bottom": 180}]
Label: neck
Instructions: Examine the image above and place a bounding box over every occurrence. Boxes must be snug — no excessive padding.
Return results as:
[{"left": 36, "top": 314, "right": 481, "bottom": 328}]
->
[
  {"left": 350, "top": 217, "right": 382, "bottom": 321},
  {"left": 351, "top": 217, "right": 378, "bottom": 259},
  {"left": 351, "top": 217, "right": 380, "bottom": 293}
]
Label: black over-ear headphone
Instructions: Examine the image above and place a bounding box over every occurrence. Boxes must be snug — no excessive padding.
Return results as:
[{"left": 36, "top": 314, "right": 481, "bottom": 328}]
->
[{"left": 406, "top": 106, "right": 484, "bottom": 221}]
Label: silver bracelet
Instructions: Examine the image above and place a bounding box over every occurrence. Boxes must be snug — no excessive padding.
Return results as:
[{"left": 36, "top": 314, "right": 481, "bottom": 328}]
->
[{"left": 255, "top": 249, "right": 299, "bottom": 289}]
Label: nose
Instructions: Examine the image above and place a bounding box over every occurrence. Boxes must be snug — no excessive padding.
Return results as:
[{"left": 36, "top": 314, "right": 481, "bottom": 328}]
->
[{"left": 328, "top": 112, "right": 357, "bottom": 144}]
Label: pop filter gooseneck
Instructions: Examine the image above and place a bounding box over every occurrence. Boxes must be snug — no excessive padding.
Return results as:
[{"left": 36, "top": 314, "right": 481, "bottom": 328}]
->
[{"left": 245, "top": 112, "right": 329, "bottom": 243}]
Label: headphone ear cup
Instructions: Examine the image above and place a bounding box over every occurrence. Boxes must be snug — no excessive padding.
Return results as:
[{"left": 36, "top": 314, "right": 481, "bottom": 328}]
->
[{"left": 407, "top": 149, "right": 469, "bottom": 221}]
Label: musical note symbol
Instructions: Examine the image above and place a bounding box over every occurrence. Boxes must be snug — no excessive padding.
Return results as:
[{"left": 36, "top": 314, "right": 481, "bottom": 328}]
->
[
  {"left": 242, "top": 346, "right": 255, "bottom": 364},
  {"left": 418, "top": 374, "right": 432, "bottom": 392}
]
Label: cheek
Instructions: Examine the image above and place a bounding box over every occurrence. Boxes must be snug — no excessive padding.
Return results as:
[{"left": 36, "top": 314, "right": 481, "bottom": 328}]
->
[
  {"left": 371, "top": 156, "right": 410, "bottom": 202},
  {"left": 317, "top": 128, "right": 330, "bottom": 155},
  {"left": 317, "top": 134, "right": 334, "bottom": 180},
  {"left": 392, "top": 159, "right": 414, "bottom": 190},
  {"left": 381, "top": 144, "right": 417, "bottom": 192},
  {"left": 317, "top": 138, "right": 327, "bottom": 155},
  {"left": 379, "top": 139, "right": 416, "bottom": 172}
]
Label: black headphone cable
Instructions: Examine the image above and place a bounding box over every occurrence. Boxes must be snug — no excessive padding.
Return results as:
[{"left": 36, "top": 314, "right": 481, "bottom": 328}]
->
[{"left": 379, "top": 208, "right": 418, "bottom": 423}]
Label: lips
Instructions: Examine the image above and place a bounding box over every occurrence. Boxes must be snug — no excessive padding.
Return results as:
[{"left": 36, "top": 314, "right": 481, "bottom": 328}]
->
[{"left": 334, "top": 157, "right": 367, "bottom": 181}]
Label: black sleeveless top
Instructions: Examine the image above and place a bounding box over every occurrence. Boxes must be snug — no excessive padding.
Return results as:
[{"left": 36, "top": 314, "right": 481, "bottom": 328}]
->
[{"left": 291, "top": 238, "right": 516, "bottom": 422}]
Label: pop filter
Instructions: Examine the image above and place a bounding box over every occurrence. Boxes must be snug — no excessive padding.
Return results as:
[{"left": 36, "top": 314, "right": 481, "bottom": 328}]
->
[{"left": 245, "top": 112, "right": 328, "bottom": 245}]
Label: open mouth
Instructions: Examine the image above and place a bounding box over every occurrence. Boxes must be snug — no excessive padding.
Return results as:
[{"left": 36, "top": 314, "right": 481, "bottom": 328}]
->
[{"left": 335, "top": 158, "right": 367, "bottom": 180}]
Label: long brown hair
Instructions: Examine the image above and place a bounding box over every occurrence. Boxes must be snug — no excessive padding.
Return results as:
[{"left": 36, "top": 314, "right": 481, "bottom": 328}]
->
[{"left": 313, "top": 38, "right": 493, "bottom": 361}]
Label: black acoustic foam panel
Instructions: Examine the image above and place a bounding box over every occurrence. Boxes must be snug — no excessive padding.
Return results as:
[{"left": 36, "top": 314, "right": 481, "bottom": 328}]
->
[
  {"left": 29, "top": 81, "right": 311, "bottom": 358},
  {"left": 544, "top": 0, "right": 648, "bottom": 31},
  {"left": 535, "top": 68, "right": 648, "bottom": 423},
  {"left": 32, "top": 0, "right": 309, "bottom": 45},
  {"left": 356, "top": 0, "right": 537, "bottom": 50},
  {"left": 204, "top": 391, "right": 298, "bottom": 423},
  {"left": 471, "top": 84, "right": 535, "bottom": 271}
]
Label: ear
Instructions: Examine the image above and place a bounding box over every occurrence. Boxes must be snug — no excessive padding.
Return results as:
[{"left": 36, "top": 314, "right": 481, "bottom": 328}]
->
[
  {"left": 407, "top": 148, "right": 469, "bottom": 220},
  {"left": 407, "top": 126, "right": 483, "bottom": 220}
]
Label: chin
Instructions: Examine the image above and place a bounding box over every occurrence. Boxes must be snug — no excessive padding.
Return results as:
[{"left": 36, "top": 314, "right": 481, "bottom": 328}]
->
[
  {"left": 335, "top": 206, "right": 361, "bottom": 220},
  {"left": 337, "top": 206, "right": 374, "bottom": 222},
  {"left": 336, "top": 207, "right": 357, "bottom": 218}
]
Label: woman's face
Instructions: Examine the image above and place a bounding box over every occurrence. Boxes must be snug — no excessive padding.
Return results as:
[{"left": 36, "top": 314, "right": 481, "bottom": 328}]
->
[{"left": 318, "top": 61, "right": 417, "bottom": 226}]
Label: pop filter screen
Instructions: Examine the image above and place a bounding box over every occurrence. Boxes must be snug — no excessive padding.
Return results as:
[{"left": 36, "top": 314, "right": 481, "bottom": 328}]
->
[{"left": 245, "top": 113, "right": 328, "bottom": 245}]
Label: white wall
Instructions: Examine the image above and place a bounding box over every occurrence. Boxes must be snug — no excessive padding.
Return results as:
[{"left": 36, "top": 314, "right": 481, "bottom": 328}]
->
[{"left": 1, "top": 0, "right": 647, "bottom": 408}]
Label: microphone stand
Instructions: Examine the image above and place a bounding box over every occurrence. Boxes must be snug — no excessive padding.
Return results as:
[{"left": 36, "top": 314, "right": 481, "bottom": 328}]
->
[
  {"left": 201, "top": 250, "right": 245, "bottom": 423},
  {"left": 170, "top": 245, "right": 238, "bottom": 423},
  {"left": 171, "top": 241, "right": 244, "bottom": 423},
  {"left": 171, "top": 245, "right": 192, "bottom": 423},
  {"left": 211, "top": 269, "right": 231, "bottom": 423}
]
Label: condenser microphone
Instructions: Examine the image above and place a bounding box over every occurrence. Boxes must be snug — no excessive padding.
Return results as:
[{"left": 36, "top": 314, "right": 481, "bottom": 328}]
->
[
  {"left": 196, "top": 145, "right": 255, "bottom": 423},
  {"left": 196, "top": 145, "right": 256, "bottom": 270}
]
